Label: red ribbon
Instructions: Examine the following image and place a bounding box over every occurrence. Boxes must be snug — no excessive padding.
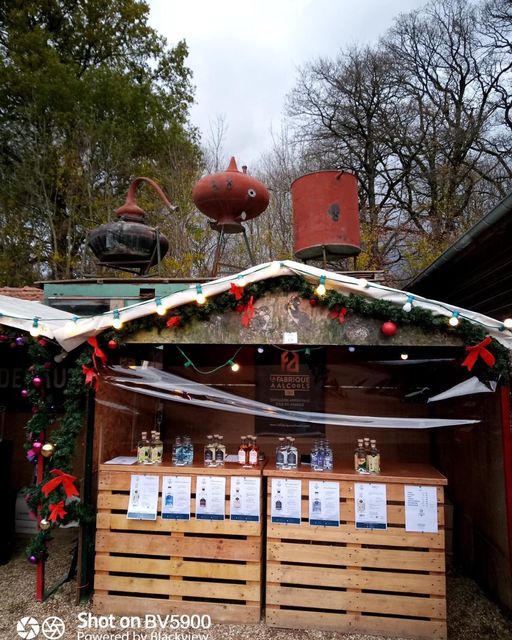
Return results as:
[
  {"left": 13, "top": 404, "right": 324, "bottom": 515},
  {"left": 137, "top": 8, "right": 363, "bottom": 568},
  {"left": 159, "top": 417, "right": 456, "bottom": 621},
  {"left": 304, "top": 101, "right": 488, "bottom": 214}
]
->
[
  {"left": 87, "top": 337, "right": 107, "bottom": 367},
  {"left": 42, "top": 469, "right": 79, "bottom": 498},
  {"left": 230, "top": 283, "right": 244, "bottom": 301},
  {"left": 462, "top": 336, "right": 496, "bottom": 371},
  {"left": 330, "top": 306, "right": 348, "bottom": 324},
  {"left": 166, "top": 316, "right": 182, "bottom": 328},
  {"left": 48, "top": 501, "right": 67, "bottom": 522},
  {"left": 241, "top": 296, "right": 254, "bottom": 328},
  {"left": 82, "top": 364, "right": 100, "bottom": 390}
]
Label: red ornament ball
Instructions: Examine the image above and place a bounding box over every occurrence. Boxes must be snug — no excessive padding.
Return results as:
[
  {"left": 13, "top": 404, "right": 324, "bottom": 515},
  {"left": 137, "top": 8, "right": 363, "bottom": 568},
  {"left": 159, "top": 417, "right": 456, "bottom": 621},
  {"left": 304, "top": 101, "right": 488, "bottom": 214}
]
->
[
  {"left": 108, "top": 339, "right": 118, "bottom": 349},
  {"left": 38, "top": 338, "right": 48, "bottom": 347},
  {"left": 309, "top": 298, "right": 317, "bottom": 307},
  {"left": 381, "top": 321, "right": 398, "bottom": 337}
]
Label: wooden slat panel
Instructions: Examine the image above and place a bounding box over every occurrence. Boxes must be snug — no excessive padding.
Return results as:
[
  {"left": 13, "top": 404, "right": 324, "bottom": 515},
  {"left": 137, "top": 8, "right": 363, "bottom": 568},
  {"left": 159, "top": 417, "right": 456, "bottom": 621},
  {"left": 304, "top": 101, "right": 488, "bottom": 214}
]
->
[
  {"left": 265, "top": 498, "right": 445, "bottom": 525},
  {"left": 267, "top": 563, "right": 445, "bottom": 595},
  {"left": 98, "top": 491, "right": 232, "bottom": 515},
  {"left": 95, "top": 555, "right": 260, "bottom": 581},
  {"left": 95, "top": 574, "right": 260, "bottom": 601},
  {"left": 94, "top": 594, "right": 261, "bottom": 624},
  {"left": 267, "top": 541, "right": 444, "bottom": 571},
  {"left": 266, "top": 584, "right": 445, "bottom": 618},
  {"left": 266, "top": 608, "right": 447, "bottom": 639},
  {"left": 97, "top": 512, "right": 260, "bottom": 536},
  {"left": 96, "top": 531, "right": 260, "bottom": 561},
  {"left": 266, "top": 523, "right": 444, "bottom": 549}
]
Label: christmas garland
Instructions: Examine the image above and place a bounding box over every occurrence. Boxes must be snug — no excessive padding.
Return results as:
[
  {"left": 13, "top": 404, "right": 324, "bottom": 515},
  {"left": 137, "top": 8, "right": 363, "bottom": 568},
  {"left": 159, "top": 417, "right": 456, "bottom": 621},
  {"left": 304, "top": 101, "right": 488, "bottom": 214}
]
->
[{"left": 4, "top": 273, "right": 510, "bottom": 563}]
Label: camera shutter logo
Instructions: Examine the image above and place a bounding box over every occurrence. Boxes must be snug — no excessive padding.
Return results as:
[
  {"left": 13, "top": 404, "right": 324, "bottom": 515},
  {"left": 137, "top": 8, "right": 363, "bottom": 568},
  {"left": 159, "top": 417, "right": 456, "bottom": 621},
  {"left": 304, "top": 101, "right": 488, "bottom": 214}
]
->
[
  {"left": 16, "top": 617, "right": 40, "bottom": 640},
  {"left": 41, "top": 616, "right": 65, "bottom": 640}
]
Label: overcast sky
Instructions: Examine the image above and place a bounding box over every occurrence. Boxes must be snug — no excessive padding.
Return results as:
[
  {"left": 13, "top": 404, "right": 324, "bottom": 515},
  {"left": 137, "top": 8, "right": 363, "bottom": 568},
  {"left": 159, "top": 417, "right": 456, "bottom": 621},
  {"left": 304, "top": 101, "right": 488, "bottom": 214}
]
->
[{"left": 148, "top": 0, "right": 428, "bottom": 169}]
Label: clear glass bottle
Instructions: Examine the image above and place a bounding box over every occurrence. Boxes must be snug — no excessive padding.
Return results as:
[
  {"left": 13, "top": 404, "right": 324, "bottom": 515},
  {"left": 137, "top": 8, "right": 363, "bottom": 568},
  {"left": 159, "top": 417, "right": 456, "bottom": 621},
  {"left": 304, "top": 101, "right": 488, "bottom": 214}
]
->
[
  {"left": 174, "top": 436, "right": 185, "bottom": 466},
  {"left": 151, "top": 430, "right": 163, "bottom": 465},
  {"left": 172, "top": 435, "right": 181, "bottom": 465},
  {"left": 354, "top": 438, "right": 368, "bottom": 473},
  {"left": 364, "top": 437, "right": 370, "bottom": 456},
  {"left": 248, "top": 436, "right": 259, "bottom": 466},
  {"left": 276, "top": 437, "right": 286, "bottom": 469},
  {"left": 183, "top": 435, "right": 194, "bottom": 465},
  {"left": 367, "top": 439, "right": 381, "bottom": 474},
  {"left": 314, "top": 439, "right": 325, "bottom": 471},
  {"left": 204, "top": 435, "right": 215, "bottom": 466},
  {"left": 137, "top": 431, "right": 150, "bottom": 464},
  {"left": 238, "top": 436, "right": 248, "bottom": 465},
  {"left": 324, "top": 439, "right": 333, "bottom": 471},
  {"left": 286, "top": 437, "right": 298, "bottom": 469},
  {"left": 215, "top": 435, "right": 226, "bottom": 466}
]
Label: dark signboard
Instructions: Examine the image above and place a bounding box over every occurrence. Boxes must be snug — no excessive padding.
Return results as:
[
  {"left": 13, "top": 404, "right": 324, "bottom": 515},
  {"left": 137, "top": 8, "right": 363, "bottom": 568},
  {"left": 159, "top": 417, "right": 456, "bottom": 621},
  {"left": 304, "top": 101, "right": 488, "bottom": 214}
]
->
[{"left": 255, "top": 348, "right": 327, "bottom": 437}]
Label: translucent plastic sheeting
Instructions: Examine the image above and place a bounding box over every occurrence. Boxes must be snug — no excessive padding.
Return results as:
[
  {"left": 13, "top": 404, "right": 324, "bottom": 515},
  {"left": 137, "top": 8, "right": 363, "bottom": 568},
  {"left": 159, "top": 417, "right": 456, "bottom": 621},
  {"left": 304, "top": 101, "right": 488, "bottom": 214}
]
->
[{"left": 104, "top": 365, "right": 479, "bottom": 429}]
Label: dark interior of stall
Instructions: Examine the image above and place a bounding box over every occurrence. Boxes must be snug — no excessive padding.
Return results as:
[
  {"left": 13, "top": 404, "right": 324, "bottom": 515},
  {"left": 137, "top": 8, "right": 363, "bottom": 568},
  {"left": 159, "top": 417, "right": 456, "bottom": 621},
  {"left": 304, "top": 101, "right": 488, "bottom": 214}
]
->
[{"left": 91, "top": 342, "right": 512, "bottom": 610}]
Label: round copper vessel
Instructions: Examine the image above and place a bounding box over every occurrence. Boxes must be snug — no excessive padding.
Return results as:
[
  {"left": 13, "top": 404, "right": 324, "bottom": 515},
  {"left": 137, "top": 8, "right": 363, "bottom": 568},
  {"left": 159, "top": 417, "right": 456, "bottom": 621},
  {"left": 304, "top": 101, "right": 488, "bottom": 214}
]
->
[{"left": 193, "top": 157, "right": 269, "bottom": 233}]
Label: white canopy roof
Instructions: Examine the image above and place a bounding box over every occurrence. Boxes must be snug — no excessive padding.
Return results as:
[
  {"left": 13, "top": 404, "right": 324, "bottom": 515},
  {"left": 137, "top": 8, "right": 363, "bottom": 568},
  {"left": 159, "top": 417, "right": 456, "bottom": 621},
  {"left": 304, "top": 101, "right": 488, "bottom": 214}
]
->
[{"left": 1, "top": 260, "right": 511, "bottom": 352}]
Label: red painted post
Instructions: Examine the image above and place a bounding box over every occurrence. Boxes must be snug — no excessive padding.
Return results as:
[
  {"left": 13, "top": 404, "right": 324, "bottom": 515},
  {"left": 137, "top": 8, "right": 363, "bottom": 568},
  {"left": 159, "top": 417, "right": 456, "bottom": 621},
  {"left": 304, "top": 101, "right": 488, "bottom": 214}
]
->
[
  {"left": 35, "top": 430, "right": 45, "bottom": 602},
  {"left": 500, "top": 386, "right": 512, "bottom": 578}
]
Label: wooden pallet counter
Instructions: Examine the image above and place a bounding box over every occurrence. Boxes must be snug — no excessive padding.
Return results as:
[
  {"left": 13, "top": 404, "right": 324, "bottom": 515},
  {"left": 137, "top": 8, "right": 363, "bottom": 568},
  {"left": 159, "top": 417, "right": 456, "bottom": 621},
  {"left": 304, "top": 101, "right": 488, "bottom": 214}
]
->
[
  {"left": 94, "top": 462, "right": 263, "bottom": 623},
  {"left": 263, "top": 462, "right": 448, "bottom": 640}
]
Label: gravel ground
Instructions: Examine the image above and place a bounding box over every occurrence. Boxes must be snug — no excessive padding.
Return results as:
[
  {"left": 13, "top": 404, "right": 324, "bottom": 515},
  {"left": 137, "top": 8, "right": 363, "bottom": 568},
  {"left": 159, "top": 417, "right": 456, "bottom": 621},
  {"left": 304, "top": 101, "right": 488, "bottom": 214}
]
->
[{"left": 1, "top": 531, "right": 511, "bottom": 640}]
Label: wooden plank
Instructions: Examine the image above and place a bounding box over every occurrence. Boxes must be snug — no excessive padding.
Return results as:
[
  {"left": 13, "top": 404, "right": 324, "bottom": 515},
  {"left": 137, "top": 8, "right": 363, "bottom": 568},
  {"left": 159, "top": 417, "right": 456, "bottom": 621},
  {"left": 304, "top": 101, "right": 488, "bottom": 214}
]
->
[
  {"left": 95, "top": 574, "right": 260, "bottom": 601},
  {"left": 267, "top": 541, "right": 444, "bottom": 571},
  {"left": 265, "top": 498, "right": 445, "bottom": 525},
  {"left": 266, "top": 523, "right": 444, "bottom": 549},
  {"left": 266, "top": 608, "right": 447, "bottom": 639},
  {"left": 96, "top": 531, "right": 261, "bottom": 561},
  {"left": 266, "top": 584, "right": 445, "bottom": 618},
  {"left": 267, "top": 480, "right": 444, "bottom": 503},
  {"left": 97, "top": 512, "right": 260, "bottom": 536},
  {"left": 266, "top": 562, "right": 445, "bottom": 595},
  {"left": 94, "top": 593, "right": 261, "bottom": 624},
  {"left": 95, "top": 555, "right": 260, "bottom": 581},
  {"left": 98, "top": 491, "right": 233, "bottom": 515}
]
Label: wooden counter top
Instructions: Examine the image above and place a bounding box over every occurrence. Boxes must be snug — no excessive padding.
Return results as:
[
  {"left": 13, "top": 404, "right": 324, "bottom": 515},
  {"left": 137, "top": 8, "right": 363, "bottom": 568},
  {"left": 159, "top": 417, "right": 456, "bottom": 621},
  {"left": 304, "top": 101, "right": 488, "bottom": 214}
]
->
[
  {"left": 99, "top": 460, "right": 264, "bottom": 476},
  {"left": 263, "top": 461, "right": 447, "bottom": 485}
]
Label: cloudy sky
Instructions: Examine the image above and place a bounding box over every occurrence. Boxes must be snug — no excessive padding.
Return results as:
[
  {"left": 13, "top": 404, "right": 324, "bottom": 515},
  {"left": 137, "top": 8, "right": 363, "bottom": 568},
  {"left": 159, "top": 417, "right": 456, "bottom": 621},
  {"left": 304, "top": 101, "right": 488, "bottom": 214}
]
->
[{"left": 148, "top": 0, "right": 427, "bottom": 169}]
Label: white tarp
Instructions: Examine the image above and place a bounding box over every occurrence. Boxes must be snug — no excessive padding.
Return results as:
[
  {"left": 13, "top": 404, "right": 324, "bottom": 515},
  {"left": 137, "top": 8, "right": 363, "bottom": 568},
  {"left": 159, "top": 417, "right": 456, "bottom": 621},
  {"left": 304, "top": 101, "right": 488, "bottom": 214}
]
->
[
  {"left": 427, "top": 376, "right": 497, "bottom": 403},
  {"left": 1, "top": 260, "right": 511, "bottom": 352},
  {"left": 104, "top": 365, "right": 479, "bottom": 429}
]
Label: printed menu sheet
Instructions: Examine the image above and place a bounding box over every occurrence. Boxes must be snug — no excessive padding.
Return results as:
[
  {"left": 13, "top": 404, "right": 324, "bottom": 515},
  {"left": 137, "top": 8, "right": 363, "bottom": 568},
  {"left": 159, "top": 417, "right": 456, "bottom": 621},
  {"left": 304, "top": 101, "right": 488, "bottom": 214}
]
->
[
  {"left": 230, "top": 477, "right": 261, "bottom": 522},
  {"left": 127, "top": 474, "right": 159, "bottom": 520},
  {"left": 308, "top": 480, "right": 340, "bottom": 527},
  {"left": 196, "top": 475, "right": 226, "bottom": 520},
  {"left": 354, "top": 482, "right": 387, "bottom": 530},
  {"left": 271, "top": 478, "right": 302, "bottom": 524},
  {"left": 404, "top": 485, "right": 439, "bottom": 533},
  {"left": 161, "top": 476, "right": 191, "bottom": 520}
]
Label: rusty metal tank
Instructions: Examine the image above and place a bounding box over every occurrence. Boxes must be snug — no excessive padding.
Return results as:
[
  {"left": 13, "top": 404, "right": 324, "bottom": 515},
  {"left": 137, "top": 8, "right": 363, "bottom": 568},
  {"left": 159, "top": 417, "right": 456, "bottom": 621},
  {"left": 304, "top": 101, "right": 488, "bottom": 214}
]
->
[
  {"left": 192, "top": 157, "right": 269, "bottom": 233},
  {"left": 292, "top": 171, "right": 360, "bottom": 260}
]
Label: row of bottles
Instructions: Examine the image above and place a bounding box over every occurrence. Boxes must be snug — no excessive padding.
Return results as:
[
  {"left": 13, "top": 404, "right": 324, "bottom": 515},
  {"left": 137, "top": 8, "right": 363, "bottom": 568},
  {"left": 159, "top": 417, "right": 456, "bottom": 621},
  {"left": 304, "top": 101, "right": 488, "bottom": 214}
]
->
[
  {"left": 204, "top": 434, "right": 226, "bottom": 467},
  {"left": 276, "top": 437, "right": 299, "bottom": 469},
  {"left": 137, "top": 431, "right": 163, "bottom": 465},
  {"left": 354, "top": 437, "right": 381, "bottom": 474},
  {"left": 238, "top": 436, "right": 259, "bottom": 466},
  {"left": 310, "top": 439, "right": 333, "bottom": 471}
]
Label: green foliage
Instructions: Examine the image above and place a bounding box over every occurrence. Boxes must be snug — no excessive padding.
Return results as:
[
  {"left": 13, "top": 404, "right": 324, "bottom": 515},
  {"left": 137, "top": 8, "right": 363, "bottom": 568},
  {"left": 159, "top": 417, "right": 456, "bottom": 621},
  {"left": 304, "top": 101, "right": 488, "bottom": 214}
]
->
[{"left": 0, "top": 0, "right": 201, "bottom": 283}]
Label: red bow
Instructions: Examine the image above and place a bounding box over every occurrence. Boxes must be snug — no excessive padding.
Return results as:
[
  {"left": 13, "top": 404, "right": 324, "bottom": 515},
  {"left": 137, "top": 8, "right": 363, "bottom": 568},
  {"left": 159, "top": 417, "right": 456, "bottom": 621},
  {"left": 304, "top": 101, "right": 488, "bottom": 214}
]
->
[
  {"left": 330, "top": 306, "right": 348, "bottom": 324},
  {"left": 166, "top": 315, "right": 182, "bottom": 328},
  {"left": 82, "top": 365, "right": 100, "bottom": 390},
  {"left": 48, "top": 501, "right": 67, "bottom": 522},
  {"left": 42, "top": 470, "right": 79, "bottom": 498},
  {"left": 240, "top": 296, "right": 254, "bottom": 328},
  {"left": 230, "top": 283, "right": 244, "bottom": 301},
  {"left": 87, "top": 337, "right": 107, "bottom": 367},
  {"left": 462, "top": 336, "right": 496, "bottom": 371}
]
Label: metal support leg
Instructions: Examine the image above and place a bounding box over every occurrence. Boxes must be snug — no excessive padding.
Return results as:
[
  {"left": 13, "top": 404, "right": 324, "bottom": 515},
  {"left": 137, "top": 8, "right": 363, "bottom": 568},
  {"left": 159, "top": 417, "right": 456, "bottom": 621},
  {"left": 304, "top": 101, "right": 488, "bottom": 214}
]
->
[{"left": 242, "top": 227, "right": 256, "bottom": 266}]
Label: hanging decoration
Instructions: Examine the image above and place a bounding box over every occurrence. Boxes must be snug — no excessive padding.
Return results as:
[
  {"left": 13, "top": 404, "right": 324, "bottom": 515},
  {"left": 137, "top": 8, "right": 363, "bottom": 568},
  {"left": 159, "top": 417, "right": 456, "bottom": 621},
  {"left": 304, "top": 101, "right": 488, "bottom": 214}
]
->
[
  {"left": 381, "top": 321, "right": 398, "bottom": 337},
  {"left": 330, "top": 306, "right": 348, "bottom": 324},
  {"left": 462, "top": 336, "right": 496, "bottom": 372}
]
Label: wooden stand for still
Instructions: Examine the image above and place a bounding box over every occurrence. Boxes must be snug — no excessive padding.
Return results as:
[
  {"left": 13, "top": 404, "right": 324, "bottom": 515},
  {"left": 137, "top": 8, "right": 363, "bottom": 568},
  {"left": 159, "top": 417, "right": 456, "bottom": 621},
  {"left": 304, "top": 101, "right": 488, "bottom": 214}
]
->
[
  {"left": 264, "top": 463, "right": 448, "bottom": 640},
  {"left": 93, "top": 463, "right": 263, "bottom": 623}
]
